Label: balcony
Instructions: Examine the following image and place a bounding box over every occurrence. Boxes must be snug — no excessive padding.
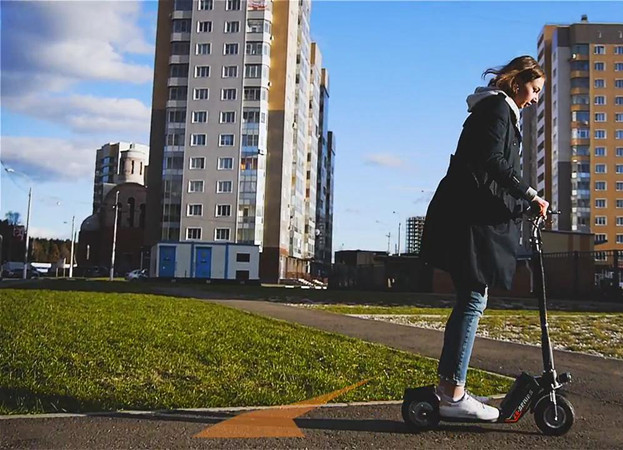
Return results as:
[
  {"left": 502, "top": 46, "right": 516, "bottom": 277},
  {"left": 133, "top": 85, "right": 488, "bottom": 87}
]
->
[{"left": 169, "top": 54, "right": 189, "bottom": 65}]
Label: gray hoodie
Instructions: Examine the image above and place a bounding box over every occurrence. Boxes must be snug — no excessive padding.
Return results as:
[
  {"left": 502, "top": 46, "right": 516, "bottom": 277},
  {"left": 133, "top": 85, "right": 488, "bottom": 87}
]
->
[{"left": 466, "top": 87, "right": 520, "bottom": 131}]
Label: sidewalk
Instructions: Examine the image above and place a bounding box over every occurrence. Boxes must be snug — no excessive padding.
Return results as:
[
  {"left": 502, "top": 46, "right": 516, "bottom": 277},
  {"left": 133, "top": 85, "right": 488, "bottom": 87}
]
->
[{"left": 3, "top": 287, "right": 623, "bottom": 449}]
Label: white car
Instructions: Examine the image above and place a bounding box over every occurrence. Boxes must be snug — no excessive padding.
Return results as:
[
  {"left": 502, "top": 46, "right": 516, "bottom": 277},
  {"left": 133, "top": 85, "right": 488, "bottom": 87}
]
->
[{"left": 126, "top": 269, "right": 148, "bottom": 281}]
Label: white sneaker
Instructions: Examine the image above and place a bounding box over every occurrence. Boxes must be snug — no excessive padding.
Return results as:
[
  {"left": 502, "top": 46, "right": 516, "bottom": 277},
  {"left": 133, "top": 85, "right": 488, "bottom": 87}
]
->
[{"left": 438, "top": 392, "right": 500, "bottom": 422}]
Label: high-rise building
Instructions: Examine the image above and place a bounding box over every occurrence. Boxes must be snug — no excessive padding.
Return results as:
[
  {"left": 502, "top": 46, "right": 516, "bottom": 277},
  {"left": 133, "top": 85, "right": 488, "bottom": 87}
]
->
[
  {"left": 145, "top": 0, "right": 334, "bottom": 282},
  {"left": 405, "top": 216, "right": 425, "bottom": 255},
  {"left": 523, "top": 17, "right": 623, "bottom": 249},
  {"left": 92, "top": 142, "right": 149, "bottom": 214}
]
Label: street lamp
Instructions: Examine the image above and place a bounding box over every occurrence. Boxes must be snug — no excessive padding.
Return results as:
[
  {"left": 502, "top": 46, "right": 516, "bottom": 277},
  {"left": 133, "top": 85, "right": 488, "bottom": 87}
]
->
[
  {"left": 392, "top": 211, "right": 402, "bottom": 256},
  {"left": 64, "top": 216, "right": 76, "bottom": 278},
  {"left": 4, "top": 167, "right": 33, "bottom": 279},
  {"left": 110, "top": 190, "right": 120, "bottom": 281}
]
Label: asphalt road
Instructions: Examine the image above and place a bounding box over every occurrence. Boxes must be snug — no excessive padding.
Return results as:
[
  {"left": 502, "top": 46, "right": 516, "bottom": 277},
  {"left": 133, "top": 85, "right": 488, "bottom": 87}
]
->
[{"left": 2, "top": 290, "right": 622, "bottom": 449}]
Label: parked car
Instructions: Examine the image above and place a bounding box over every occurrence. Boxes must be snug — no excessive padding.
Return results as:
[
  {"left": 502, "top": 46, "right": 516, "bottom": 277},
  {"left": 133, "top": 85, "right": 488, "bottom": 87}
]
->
[{"left": 126, "top": 269, "right": 148, "bottom": 281}]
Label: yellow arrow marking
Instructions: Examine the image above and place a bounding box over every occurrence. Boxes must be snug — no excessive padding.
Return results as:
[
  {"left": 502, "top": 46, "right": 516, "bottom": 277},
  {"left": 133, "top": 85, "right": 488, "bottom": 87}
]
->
[{"left": 194, "top": 379, "right": 368, "bottom": 439}]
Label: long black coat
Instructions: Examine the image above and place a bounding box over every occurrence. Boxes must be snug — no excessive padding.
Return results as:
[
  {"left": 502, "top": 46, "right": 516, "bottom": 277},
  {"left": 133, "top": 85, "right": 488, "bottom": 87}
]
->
[{"left": 421, "top": 93, "right": 533, "bottom": 290}]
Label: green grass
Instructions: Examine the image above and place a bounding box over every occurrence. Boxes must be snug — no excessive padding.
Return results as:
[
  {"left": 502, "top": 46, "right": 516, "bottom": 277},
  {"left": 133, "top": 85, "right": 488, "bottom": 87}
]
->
[
  {"left": 0, "top": 289, "right": 511, "bottom": 415},
  {"left": 304, "top": 305, "right": 623, "bottom": 359}
]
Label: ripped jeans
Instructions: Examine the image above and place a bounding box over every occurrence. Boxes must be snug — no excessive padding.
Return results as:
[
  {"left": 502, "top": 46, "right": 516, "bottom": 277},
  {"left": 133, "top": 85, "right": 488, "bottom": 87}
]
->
[{"left": 437, "top": 281, "right": 488, "bottom": 386}]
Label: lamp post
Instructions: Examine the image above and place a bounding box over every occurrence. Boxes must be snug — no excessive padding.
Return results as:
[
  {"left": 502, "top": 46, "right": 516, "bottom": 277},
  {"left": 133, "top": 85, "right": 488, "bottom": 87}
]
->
[
  {"left": 392, "top": 211, "right": 401, "bottom": 256},
  {"left": 4, "top": 167, "right": 33, "bottom": 279},
  {"left": 69, "top": 215, "right": 75, "bottom": 278},
  {"left": 110, "top": 190, "right": 120, "bottom": 281}
]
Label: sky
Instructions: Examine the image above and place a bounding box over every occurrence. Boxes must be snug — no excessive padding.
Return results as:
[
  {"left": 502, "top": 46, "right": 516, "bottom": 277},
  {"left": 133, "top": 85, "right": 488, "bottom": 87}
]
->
[{"left": 1, "top": 1, "right": 622, "bottom": 253}]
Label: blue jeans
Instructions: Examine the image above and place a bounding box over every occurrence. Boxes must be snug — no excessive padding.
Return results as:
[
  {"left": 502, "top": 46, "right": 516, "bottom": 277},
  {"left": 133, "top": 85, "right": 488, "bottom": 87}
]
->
[{"left": 437, "top": 282, "right": 488, "bottom": 386}]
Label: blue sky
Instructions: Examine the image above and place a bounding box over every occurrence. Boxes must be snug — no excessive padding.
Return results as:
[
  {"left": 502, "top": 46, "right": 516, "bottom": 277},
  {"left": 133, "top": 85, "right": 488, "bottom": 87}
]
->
[{"left": 1, "top": 1, "right": 622, "bottom": 253}]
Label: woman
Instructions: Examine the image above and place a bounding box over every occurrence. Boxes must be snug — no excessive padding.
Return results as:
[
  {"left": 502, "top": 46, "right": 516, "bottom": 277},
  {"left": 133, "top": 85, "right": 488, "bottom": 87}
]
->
[{"left": 421, "top": 56, "right": 549, "bottom": 421}]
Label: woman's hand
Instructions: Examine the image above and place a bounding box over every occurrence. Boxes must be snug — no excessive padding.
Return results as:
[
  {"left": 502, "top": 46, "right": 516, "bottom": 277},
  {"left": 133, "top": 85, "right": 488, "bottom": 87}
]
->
[{"left": 532, "top": 196, "right": 550, "bottom": 218}]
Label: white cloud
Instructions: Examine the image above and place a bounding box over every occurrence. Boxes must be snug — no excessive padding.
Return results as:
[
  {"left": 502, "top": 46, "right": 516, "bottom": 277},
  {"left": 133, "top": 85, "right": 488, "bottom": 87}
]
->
[
  {"left": 1, "top": 1, "right": 153, "bottom": 97},
  {"left": 1, "top": 136, "right": 98, "bottom": 182},
  {"left": 363, "top": 153, "right": 406, "bottom": 168},
  {"left": 6, "top": 94, "right": 151, "bottom": 137}
]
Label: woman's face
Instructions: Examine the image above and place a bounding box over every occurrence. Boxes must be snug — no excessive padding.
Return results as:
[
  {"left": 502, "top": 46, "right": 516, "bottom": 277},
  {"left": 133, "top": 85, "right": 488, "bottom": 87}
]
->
[{"left": 513, "top": 77, "right": 545, "bottom": 109}]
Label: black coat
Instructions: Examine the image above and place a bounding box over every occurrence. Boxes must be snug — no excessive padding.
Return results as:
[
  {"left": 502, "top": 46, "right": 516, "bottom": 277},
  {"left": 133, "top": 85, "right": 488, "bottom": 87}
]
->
[{"left": 421, "top": 93, "right": 533, "bottom": 290}]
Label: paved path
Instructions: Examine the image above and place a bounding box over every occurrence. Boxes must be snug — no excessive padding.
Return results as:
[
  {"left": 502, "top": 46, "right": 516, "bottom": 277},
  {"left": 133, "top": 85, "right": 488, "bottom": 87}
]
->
[{"left": 2, "top": 288, "right": 623, "bottom": 449}]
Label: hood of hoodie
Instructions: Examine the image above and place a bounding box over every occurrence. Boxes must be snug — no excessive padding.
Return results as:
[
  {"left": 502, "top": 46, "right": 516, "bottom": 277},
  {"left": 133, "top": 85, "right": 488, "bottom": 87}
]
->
[{"left": 466, "top": 86, "right": 520, "bottom": 128}]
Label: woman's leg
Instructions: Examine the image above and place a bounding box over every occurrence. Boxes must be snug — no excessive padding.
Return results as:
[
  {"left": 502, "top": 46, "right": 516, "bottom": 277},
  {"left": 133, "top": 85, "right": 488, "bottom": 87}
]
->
[{"left": 437, "top": 282, "right": 488, "bottom": 397}]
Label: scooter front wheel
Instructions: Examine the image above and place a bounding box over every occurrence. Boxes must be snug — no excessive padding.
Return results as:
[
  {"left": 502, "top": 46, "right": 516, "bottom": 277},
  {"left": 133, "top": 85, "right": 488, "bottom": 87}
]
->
[{"left": 533, "top": 394, "right": 575, "bottom": 436}]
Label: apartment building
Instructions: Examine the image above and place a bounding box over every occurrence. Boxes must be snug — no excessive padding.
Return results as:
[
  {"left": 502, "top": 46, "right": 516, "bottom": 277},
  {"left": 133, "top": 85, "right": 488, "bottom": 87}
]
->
[
  {"left": 405, "top": 216, "right": 425, "bottom": 255},
  {"left": 523, "top": 17, "right": 623, "bottom": 250},
  {"left": 145, "top": 0, "right": 334, "bottom": 282}
]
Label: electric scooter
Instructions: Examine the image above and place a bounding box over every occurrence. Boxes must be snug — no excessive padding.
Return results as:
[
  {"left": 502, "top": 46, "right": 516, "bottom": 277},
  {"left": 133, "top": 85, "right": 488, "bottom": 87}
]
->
[{"left": 402, "top": 210, "right": 575, "bottom": 436}]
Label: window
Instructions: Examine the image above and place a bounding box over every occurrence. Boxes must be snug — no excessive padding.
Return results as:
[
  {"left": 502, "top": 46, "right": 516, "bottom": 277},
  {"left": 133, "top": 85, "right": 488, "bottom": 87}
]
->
[
  {"left": 166, "top": 132, "right": 184, "bottom": 146},
  {"left": 197, "top": 21, "right": 212, "bottom": 32},
  {"left": 572, "top": 128, "right": 590, "bottom": 139},
  {"left": 617, "top": 80, "right": 623, "bottom": 89},
  {"left": 169, "top": 64, "right": 189, "bottom": 77},
  {"left": 172, "top": 19, "right": 191, "bottom": 33},
  {"left": 188, "top": 204, "right": 203, "bottom": 216},
  {"left": 220, "top": 111, "right": 236, "bottom": 123},
  {"left": 216, "top": 204, "right": 232, "bottom": 217},
  {"left": 618, "top": 200, "right": 623, "bottom": 209},
  {"left": 191, "top": 134, "right": 207, "bottom": 146},
  {"left": 235, "top": 270, "right": 249, "bottom": 280},
  {"left": 240, "top": 156, "right": 258, "bottom": 170},
  {"left": 595, "top": 164, "right": 606, "bottom": 173},
  {"left": 617, "top": 235, "right": 623, "bottom": 244},
  {"left": 225, "top": 0, "right": 240, "bottom": 10},
  {"left": 195, "top": 65, "right": 210, "bottom": 77},
  {"left": 595, "top": 147, "right": 606, "bottom": 156},
  {"left": 167, "top": 109, "right": 186, "bottom": 123},
  {"left": 218, "top": 157, "right": 234, "bottom": 170},
  {"left": 616, "top": 166, "right": 623, "bottom": 176},
  {"left": 189, "top": 180, "right": 204, "bottom": 193},
  {"left": 221, "top": 88, "right": 237, "bottom": 100},
  {"left": 192, "top": 111, "right": 207, "bottom": 123},
  {"left": 595, "top": 79, "right": 605, "bottom": 88},
  {"left": 244, "top": 87, "right": 262, "bottom": 101},
  {"left": 190, "top": 157, "right": 205, "bottom": 169},
  {"left": 236, "top": 253, "right": 250, "bottom": 262},
  {"left": 595, "top": 62, "right": 605, "bottom": 71},
  {"left": 163, "top": 156, "right": 183, "bottom": 170},
  {"left": 224, "top": 21, "right": 240, "bottom": 33},
  {"left": 596, "top": 216, "right": 607, "bottom": 225},
  {"left": 616, "top": 114, "right": 623, "bottom": 122},
  {"left": 247, "top": 19, "right": 271, "bottom": 33},
  {"left": 617, "top": 46, "right": 623, "bottom": 55},
  {"left": 595, "top": 130, "right": 606, "bottom": 139},
  {"left": 246, "top": 41, "right": 267, "bottom": 55},
  {"left": 215, "top": 228, "right": 230, "bottom": 241},
  {"left": 618, "top": 182, "right": 623, "bottom": 191},
  {"left": 594, "top": 45, "right": 605, "bottom": 55},
  {"left": 618, "top": 217, "right": 623, "bottom": 226},
  {"left": 595, "top": 96, "right": 606, "bottom": 105},
  {"left": 224, "top": 43, "right": 239, "bottom": 55},
  {"left": 243, "top": 108, "right": 260, "bottom": 123},
  {"left": 245, "top": 64, "right": 264, "bottom": 78},
  {"left": 595, "top": 181, "right": 606, "bottom": 190},
  {"left": 618, "top": 130, "right": 623, "bottom": 140},
  {"left": 616, "top": 63, "right": 623, "bottom": 72},
  {"left": 595, "top": 113, "right": 607, "bottom": 122},
  {"left": 617, "top": 97, "right": 623, "bottom": 106},
  {"left": 242, "top": 134, "right": 259, "bottom": 146},
  {"left": 168, "top": 86, "right": 187, "bottom": 100},
  {"left": 194, "top": 88, "right": 209, "bottom": 100},
  {"left": 596, "top": 234, "right": 607, "bottom": 243},
  {"left": 196, "top": 43, "right": 211, "bottom": 55},
  {"left": 187, "top": 227, "right": 202, "bottom": 240},
  {"left": 198, "top": 0, "right": 213, "bottom": 10},
  {"left": 217, "top": 181, "right": 233, "bottom": 193},
  {"left": 222, "top": 65, "right": 238, "bottom": 78},
  {"left": 171, "top": 42, "right": 190, "bottom": 55},
  {"left": 596, "top": 199, "right": 607, "bottom": 208},
  {"left": 571, "top": 94, "right": 589, "bottom": 105},
  {"left": 219, "top": 134, "right": 234, "bottom": 146}
]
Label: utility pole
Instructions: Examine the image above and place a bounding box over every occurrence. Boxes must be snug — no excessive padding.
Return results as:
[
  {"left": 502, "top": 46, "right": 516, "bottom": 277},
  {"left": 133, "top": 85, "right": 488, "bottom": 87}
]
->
[
  {"left": 109, "top": 190, "right": 120, "bottom": 281},
  {"left": 69, "top": 215, "right": 75, "bottom": 278},
  {"left": 386, "top": 232, "right": 391, "bottom": 254},
  {"left": 22, "top": 187, "right": 32, "bottom": 279},
  {"left": 397, "top": 222, "right": 402, "bottom": 256}
]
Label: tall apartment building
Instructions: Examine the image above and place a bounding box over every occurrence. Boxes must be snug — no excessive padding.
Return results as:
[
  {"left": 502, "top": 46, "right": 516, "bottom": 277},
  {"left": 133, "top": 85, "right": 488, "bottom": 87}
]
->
[
  {"left": 92, "top": 142, "right": 149, "bottom": 214},
  {"left": 405, "top": 216, "right": 425, "bottom": 255},
  {"left": 145, "top": 0, "right": 334, "bottom": 282},
  {"left": 523, "top": 17, "right": 623, "bottom": 249}
]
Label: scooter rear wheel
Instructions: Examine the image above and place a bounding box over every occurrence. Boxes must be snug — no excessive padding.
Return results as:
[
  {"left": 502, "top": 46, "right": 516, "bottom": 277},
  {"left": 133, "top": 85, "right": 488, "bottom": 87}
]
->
[
  {"left": 402, "top": 398, "right": 440, "bottom": 429},
  {"left": 533, "top": 394, "right": 575, "bottom": 436}
]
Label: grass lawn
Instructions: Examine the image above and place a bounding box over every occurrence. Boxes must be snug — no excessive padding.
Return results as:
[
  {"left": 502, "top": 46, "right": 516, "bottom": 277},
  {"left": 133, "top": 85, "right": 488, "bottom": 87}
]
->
[
  {"left": 300, "top": 305, "right": 623, "bottom": 360},
  {"left": 0, "top": 289, "right": 511, "bottom": 415}
]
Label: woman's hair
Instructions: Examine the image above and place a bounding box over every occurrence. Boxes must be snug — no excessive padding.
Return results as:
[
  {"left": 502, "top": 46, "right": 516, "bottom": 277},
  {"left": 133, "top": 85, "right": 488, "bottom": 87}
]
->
[{"left": 483, "top": 56, "right": 545, "bottom": 96}]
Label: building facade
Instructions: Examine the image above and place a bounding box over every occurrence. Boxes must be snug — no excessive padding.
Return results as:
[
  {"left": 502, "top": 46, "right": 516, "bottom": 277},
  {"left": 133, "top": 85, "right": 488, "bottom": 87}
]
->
[
  {"left": 405, "top": 216, "right": 425, "bottom": 255},
  {"left": 145, "top": 0, "right": 334, "bottom": 282},
  {"left": 523, "top": 17, "right": 623, "bottom": 250},
  {"left": 93, "top": 142, "right": 149, "bottom": 214}
]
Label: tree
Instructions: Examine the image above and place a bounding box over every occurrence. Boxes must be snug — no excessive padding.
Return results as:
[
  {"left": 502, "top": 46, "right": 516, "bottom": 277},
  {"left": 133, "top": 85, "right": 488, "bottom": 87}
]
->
[
  {"left": 49, "top": 243, "right": 60, "bottom": 263},
  {"left": 5, "top": 211, "right": 21, "bottom": 226}
]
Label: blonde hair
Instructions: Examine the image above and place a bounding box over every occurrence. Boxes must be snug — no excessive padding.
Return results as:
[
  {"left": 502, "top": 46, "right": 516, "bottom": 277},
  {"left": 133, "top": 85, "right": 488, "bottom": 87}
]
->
[{"left": 483, "top": 56, "right": 545, "bottom": 96}]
